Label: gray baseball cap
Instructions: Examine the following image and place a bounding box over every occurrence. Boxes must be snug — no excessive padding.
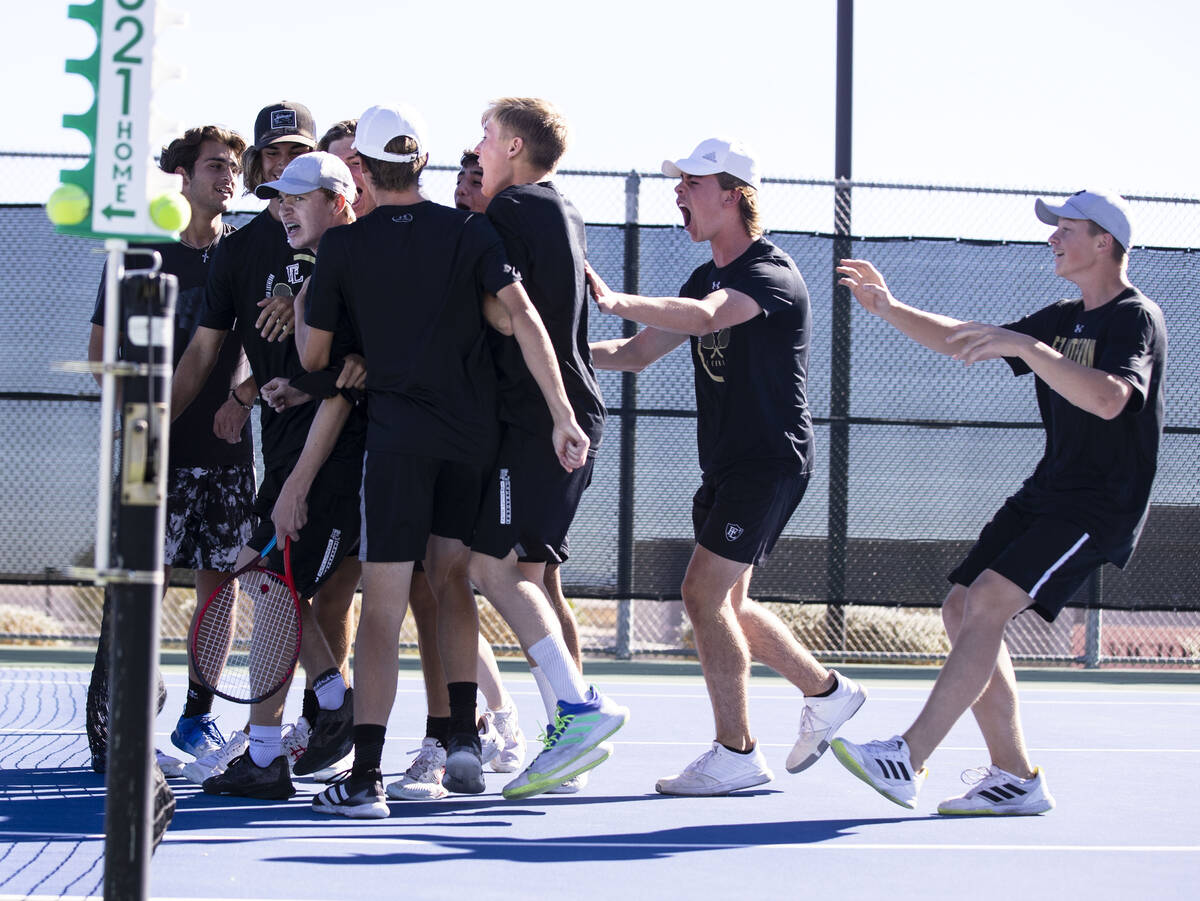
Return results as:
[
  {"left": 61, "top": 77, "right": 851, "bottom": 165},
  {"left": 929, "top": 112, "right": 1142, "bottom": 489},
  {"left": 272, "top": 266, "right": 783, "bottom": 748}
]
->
[
  {"left": 255, "top": 151, "right": 356, "bottom": 202},
  {"left": 1035, "top": 189, "right": 1133, "bottom": 251}
]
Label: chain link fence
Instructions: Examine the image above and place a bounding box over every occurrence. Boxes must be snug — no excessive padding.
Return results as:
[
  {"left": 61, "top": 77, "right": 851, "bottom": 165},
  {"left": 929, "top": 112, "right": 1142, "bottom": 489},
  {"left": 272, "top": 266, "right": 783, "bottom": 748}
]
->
[{"left": 3, "top": 150, "right": 1198, "bottom": 668}]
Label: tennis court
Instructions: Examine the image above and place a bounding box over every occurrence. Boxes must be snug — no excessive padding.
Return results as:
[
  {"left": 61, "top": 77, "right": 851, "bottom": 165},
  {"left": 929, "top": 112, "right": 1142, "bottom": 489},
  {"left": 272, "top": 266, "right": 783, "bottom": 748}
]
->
[{"left": 2, "top": 658, "right": 1197, "bottom": 900}]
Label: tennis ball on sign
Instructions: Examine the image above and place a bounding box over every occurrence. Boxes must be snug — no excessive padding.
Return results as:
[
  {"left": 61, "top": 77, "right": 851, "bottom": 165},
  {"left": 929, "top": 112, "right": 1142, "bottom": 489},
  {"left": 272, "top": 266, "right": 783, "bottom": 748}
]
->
[
  {"left": 149, "top": 192, "right": 191, "bottom": 233},
  {"left": 46, "top": 183, "right": 90, "bottom": 226}
]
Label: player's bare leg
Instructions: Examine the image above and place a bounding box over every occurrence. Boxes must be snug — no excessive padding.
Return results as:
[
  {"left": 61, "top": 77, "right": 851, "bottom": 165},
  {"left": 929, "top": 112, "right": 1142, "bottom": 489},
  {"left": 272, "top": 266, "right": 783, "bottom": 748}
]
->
[
  {"left": 901, "top": 570, "right": 1031, "bottom": 771},
  {"left": 533, "top": 561, "right": 581, "bottom": 668},
  {"left": 312, "top": 557, "right": 360, "bottom": 683},
  {"left": 939, "top": 583, "right": 1035, "bottom": 778},
  {"left": 680, "top": 545, "right": 754, "bottom": 750},
  {"left": 409, "top": 569, "right": 450, "bottom": 718},
  {"left": 730, "top": 568, "right": 833, "bottom": 695}
]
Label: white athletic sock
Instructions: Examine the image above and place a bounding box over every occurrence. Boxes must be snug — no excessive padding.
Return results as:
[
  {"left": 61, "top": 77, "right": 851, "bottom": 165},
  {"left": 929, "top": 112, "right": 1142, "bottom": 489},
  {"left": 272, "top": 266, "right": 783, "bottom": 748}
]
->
[
  {"left": 529, "top": 666, "right": 558, "bottom": 720},
  {"left": 314, "top": 669, "right": 347, "bottom": 710},
  {"left": 527, "top": 635, "right": 587, "bottom": 709},
  {"left": 248, "top": 724, "right": 282, "bottom": 767}
]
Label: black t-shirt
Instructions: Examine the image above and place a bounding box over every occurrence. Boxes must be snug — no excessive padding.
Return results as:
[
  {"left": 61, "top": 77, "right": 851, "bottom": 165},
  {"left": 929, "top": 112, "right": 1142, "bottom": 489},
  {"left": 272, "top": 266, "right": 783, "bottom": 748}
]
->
[
  {"left": 1003, "top": 287, "right": 1167, "bottom": 566},
  {"left": 681, "top": 238, "right": 814, "bottom": 476},
  {"left": 485, "top": 182, "right": 606, "bottom": 444},
  {"left": 91, "top": 227, "right": 252, "bottom": 468},
  {"left": 305, "top": 202, "right": 516, "bottom": 464},
  {"left": 200, "top": 209, "right": 364, "bottom": 471}
]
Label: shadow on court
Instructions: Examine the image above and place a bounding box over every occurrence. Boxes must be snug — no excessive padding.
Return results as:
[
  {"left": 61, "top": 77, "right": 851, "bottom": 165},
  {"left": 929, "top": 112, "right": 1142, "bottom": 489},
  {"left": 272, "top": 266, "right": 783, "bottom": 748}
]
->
[
  {"left": 259, "top": 816, "right": 929, "bottom": 865},
  {"left": 0, "top": 766, "right": 106, "bottom": 838}
]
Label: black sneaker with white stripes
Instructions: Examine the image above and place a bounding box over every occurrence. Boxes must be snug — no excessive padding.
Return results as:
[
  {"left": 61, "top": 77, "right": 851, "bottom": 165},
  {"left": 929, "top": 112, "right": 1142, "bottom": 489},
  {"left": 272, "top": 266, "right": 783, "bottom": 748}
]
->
[
  {"left": 830, "top": 735, "right": 927, "bottom": 809},
  {"left": 312, "top": 768, "right": 389, "bottom": 819},
  {"left": 938, "top": 765, "right": 1055, "bottom": 815}
]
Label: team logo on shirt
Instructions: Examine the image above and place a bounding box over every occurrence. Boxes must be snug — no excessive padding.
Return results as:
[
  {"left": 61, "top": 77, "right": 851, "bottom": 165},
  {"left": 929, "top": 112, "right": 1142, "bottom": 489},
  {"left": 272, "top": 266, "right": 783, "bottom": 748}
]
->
[
  {"left": 285, "top": 263, "right": 302, "bottom": 284},
  {"left": 697, "top": 328, "right": 731, "bottom": 383},
  {"left": 725, "top": 522, "right": 744, "bottom": 542},
  {"left": 1052, "top": 333, "right": 1096, "bottom": 368},
  {"left": 392, "top": 213, "right": 413, "bottom": 223}
]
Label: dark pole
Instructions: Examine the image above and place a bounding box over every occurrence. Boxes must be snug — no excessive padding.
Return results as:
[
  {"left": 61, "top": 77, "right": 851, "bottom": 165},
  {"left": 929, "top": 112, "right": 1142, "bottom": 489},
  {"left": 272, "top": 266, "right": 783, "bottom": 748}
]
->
[
  {"left": 827, "top": 0, "right": 854, "bottom": 649},
  {"left": 615, "top": 171, "right": 640, "bottom": 658},
  {"left": 104, "top": 269, "right": 175, "bottom": 901}
]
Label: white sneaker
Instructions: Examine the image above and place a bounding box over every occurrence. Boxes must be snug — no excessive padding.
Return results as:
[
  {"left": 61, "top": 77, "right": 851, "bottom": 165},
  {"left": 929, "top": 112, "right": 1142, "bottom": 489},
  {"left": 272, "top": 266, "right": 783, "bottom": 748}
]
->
[
  {"left": 830, "top": 735, "right": 926, "bottom": 809},
  {"left": 385, "top": 737, "right": 448, "bottom": 801},
  {"left": 156, "top": 749, "right": 184, "bottom": 778},
  {"left": 281, "top": 717, "right": 311, "bottom": 772},
  {"left": 182, "top": 731, "right": 249, "bottom": 785},
  {"left": 938, "top": 765, "right": 1055, "bottom": 816},
  {"left": 478, "top": 715, "right": 501, "bottom": 765},
  {"left": 547, "top": 770, "right": 588, "bottom": 794},
  {"left": 656, "top": 742, "right": 774, "bottom": 796},
  {"left": 487, "top": 705, "right": 526, "bottom": 773},
  {"left": 786, "top": 671, "right": 867, "bottom": 773},
  {"left": 312, "top": 748, "right": 355, "bottom": 783}
]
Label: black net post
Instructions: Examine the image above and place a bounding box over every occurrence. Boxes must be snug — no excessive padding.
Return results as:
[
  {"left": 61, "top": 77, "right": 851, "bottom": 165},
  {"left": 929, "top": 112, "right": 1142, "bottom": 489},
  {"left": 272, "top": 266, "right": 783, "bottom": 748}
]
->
[
  {"left": 103, "top": 265, "right": 176, "bottom": 901},
  {"left": 825, "top": 0, "right": 854, "bottom": 650},
  {"left": 614, "top": 171, "right": 640, "bottom": 659}
]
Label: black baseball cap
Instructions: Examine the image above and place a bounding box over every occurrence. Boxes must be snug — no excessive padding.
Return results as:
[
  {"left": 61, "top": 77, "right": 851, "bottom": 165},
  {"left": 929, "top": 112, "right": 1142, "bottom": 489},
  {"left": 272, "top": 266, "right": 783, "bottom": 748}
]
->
[{"left": 253, "top": 102, "right": 317, "bottom": 151}]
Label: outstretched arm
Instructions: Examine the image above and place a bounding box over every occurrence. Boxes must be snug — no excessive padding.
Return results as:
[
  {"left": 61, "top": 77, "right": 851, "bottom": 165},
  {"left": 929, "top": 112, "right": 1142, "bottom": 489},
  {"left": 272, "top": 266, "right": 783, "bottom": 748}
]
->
[
  {"left": 591, "top": 327, "right": 688, "bottom": 372},
  {"left": 836, "top": 259, "right": 967, "bottom": 354},
  {"left": 585, "top": 262, "right": 759, "bottom": 336},
  {"left": 494, "top": 282, "right": 588, "bottom": 472}
]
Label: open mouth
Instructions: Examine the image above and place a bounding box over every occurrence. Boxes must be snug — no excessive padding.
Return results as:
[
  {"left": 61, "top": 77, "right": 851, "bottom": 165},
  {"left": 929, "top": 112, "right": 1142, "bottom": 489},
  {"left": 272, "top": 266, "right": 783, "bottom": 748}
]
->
[
  {"left": 283, "top": 221, "right": 302, "bottom": 238},
  {"left": 679, "top": 205, "right": 692, "bottom": 228}
]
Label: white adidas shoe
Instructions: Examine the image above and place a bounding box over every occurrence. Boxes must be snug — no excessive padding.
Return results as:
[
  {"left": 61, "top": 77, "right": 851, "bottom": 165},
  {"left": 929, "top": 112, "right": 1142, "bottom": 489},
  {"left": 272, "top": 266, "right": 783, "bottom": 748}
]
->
[
  {"left": 786, "top": 671, "right": 867, "bottom": 773},
  {"left": 655, "top": 742, "right": 773, "bottom": 796},
  {"left": 938, "top": 765, "right": 1055, "bottom": 816}
]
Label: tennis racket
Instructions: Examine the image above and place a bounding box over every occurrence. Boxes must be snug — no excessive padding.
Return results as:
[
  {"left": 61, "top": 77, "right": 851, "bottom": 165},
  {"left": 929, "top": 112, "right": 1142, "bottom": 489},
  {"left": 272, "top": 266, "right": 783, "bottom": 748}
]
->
[{"left": 189, "top": 536, "right": 303, "bottom": 704}]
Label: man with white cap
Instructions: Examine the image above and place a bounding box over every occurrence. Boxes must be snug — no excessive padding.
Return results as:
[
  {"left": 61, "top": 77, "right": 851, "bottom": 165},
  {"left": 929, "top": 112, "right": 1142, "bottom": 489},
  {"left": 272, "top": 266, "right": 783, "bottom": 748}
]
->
[
  {"left": 299, "top": 103, "right": 605, "bottom": 817},
  {"left": 587, "top": 137, "right": 864, "bottom": 795},
  {"left": 833, "top": 189, "right": 1166, "bottom": 814}
]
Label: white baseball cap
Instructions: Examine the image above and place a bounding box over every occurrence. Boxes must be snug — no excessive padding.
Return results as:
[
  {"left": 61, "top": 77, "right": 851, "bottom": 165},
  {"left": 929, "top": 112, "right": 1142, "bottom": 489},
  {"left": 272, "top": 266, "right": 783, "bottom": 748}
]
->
[
  {"left": 662, "top": 137, "right": 761, "bottom": 190},
  {"left": 352, "top": 104, "right": 428, "bottom": 163},
  {"left": 254, "top": 151, "right": 355, "bottom": 202},
  {"left": 1035, "top": 189, "right": 1133, "bottom": 251}
]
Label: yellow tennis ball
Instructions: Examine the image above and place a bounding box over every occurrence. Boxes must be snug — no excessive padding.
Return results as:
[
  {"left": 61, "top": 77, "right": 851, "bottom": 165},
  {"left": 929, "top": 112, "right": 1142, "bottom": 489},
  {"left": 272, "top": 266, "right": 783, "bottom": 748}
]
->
[
  {"left": 149, "top": 192, "right": 191, "bottom": 233},
  {"left": 46, "top": 183, "right": 90, "bottom": 226}
]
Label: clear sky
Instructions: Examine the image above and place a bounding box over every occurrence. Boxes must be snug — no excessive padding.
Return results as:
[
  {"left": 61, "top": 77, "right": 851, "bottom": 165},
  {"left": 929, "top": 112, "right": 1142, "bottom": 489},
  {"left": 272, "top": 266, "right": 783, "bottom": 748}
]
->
[{"left": 5, "top": 0, "right": 1197, "bottom": 198}]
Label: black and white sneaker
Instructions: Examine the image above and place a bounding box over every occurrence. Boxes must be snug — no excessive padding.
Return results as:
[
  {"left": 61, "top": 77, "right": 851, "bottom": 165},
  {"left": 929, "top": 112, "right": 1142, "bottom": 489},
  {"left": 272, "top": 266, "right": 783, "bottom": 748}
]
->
[
  {"left": 938, "top": 765, "right": 1055, "bottom": 816},
  {"left": 202, "top": 751, "right": 295, "bottom": 800},
  {"left": 294, "top": 688, "right": 354, "bottom": 776},
  {"left": 830, "top": 735, "right": 926, "bottom": 809},
  {"left": 443, "top": 731, "right": 485, "bottom": 794},
  {"left": 313, "top": 770, "right": 389, "bottom": 819}
]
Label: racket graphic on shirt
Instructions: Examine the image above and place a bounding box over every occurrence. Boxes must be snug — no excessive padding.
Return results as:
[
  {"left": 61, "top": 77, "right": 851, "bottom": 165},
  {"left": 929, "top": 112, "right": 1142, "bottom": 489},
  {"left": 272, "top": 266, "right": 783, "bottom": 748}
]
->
[{"left": 189, "top": 536, "right": 303, "bottom": 704}]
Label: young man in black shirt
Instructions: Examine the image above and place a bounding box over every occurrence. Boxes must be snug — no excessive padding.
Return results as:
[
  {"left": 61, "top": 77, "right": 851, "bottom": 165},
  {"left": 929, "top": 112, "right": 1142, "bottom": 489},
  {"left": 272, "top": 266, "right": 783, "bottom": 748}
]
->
[
  {"left": 832, "top": 191, "right": 1166, "bottom": 815},
  {"left": 172, "top": 104, "right": 361, "bottom": 800},
  {"left": 302, "top": 103, "right": 609, "bottom": 817},
  {"left": 589, "top": 137, "right": 865, "bottom": 796},
  {"left": 85, "top": 125, "right": 255, "bottom": 774},
  {"left": 468, "top": 98, "right": 627, "bottom": 800}
]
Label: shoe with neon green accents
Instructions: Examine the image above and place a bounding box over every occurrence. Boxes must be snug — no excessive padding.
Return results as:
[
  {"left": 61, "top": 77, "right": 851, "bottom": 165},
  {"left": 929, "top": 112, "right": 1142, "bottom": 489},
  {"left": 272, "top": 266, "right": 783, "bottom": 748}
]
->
[{"left": 502, "top": 688, "right": 627, "bottom": 800}]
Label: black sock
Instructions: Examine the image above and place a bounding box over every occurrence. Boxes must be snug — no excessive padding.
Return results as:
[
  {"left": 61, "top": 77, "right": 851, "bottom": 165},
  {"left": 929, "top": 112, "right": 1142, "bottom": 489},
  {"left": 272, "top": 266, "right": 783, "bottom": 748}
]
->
[
  {"left": 448, "top": 682, "right": 478, "bottom": 736},
  {"left": 301, "top": 689, "right": 319, "bottom": 725},
  {"left": 182, "top": 680, "right": 214, "bottom": 718},
  {"left": 426, "top": 716, "right": 451, "bottom": 747},
  {"left": 811, "top": 674, "right": 839, "bottom": 698},
  {"left": 721, "top": 742, "right": 756, "bottom": 755},
  {"left": 351, "top": 724, "right": 387, "bottom": 778}
]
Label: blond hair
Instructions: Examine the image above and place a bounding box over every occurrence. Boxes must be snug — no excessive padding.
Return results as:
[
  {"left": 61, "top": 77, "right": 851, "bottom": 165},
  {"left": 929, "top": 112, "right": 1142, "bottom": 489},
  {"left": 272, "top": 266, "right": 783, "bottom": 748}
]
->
[{"left": 483, "top": 97, "right": 569, "bottom": 172}]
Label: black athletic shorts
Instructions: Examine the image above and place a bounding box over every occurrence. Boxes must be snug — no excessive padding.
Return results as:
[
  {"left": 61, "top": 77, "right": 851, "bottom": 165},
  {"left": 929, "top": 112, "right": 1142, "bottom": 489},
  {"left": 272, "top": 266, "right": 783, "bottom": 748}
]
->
[
  {"left": 471, "top": 425, "right": 595, "bottom": 565},
  {"left": 361, "top": 450, "right": 486, "bottom": 563},
  {"left": 948, "top": 497, "right": 1108, "bottom": 623},
  {"left": 249, "top": 460, "right": 361, "bottom": 599},
  {"left": 692, "top": 465, "right": 809, "bottom": 566}
]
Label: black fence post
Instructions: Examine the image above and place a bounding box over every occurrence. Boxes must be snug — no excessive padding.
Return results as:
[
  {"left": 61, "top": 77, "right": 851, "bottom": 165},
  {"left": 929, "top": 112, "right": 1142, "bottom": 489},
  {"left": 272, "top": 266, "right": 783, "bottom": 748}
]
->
[
  {"left": 826, "top": 0, "right": 854, "bottom": 650},
  {"left": 614, "top": 171, "right": 640, "bottom": 659}
]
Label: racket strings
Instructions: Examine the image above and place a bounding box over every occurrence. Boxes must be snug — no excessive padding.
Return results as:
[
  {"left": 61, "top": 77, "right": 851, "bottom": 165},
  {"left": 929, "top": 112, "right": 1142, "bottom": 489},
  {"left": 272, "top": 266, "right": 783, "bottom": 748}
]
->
[{"left": 193, "top": 568, "right": 300, "bottom": 702}]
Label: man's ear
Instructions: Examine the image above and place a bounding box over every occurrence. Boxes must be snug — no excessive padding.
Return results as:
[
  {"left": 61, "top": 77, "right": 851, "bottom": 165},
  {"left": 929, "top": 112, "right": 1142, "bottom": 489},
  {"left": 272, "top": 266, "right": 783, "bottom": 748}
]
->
[
  {"left": 175, "top": 166, "right": 192, "bottom": 191},
  {"left": 508, "top": 135, "right": 524, "bottom": 160}
]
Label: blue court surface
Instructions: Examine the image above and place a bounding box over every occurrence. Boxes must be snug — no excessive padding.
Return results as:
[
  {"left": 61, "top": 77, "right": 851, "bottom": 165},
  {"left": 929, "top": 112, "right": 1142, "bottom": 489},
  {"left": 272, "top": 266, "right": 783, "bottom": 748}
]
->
[{"left": 2, "top": 660, "right": 1198, "bottom": 900}]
